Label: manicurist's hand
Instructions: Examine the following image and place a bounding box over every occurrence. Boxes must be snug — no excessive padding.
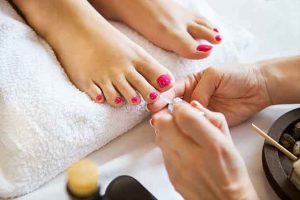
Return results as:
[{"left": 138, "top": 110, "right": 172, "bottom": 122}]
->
[
  {"left": 151, "top": 101, "right": 258, "bottom": 200},
  {"left": 148, "top": 64, "right": 271, "bottom": 126},
  {"left": 148, "top": 56, "right": 300, "bottom": 126}
]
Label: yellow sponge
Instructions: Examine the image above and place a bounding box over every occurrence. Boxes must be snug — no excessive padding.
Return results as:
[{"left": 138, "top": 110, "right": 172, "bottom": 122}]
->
[{"left": 67, "top": 159, "right": 99, "bottom": 198}]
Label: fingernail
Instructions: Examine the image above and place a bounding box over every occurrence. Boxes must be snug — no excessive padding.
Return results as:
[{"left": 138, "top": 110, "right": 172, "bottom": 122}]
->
[
  {"left": 115, "top": 97, "right": 123, "bottom": 105},
  {"left": 131, "top": 96, "right": 140, "bottom": 104},
  {"left": 213, "top": 28, "right": 219, "bottom": 33},
  {"left": 150, "top": 118, "right": 155, "bottom": 127},
  {"left": 215, "top": 35, "right": 222, "bottom": 42},
  {"left": 96, "top": 94, "right": 103, "bottom": 102},
  {"left": 149, "top": 92, "right": 159, "bottom": 101},
  {"left": 191, "top": 100, "right": 203, "bottom": 108},
  {"left": 157, "top": 74, "right": 172, "bottom": 88},
  {"left": 145, "top": 106, "right": 151, "bottom": 112},
  {"left": 196, "top": 44, "right": 213, "bottom": 52}
]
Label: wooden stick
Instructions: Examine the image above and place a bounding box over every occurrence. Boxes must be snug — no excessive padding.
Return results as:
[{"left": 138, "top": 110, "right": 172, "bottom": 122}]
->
[{"left": 252, "top": 123, "right": 298, "bottom": 161}]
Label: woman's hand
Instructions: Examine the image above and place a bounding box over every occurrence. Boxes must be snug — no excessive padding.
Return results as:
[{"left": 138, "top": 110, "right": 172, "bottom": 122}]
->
[
  {"left": 151, "top": 101, "right": 258, "bottom": 200},
  {"left": 148, "top": 64, "right": 271, "bottom": 126}
]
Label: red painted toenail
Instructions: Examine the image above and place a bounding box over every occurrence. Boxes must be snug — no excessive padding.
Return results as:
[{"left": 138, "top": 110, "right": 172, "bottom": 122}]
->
[
  {"left": 96, "top": 94, "right": 103, "bottom": 102},
  {"left": 149, "top": 92, "right": 159, "bottom": 101},
  {"left": 131, "top": 96, "right": 140, "bottom": 104},
  {"left": 215, "top": 35, "right": 222, "bottom": 42},
  {"left": 157, "top": 74, "right": 172, "bottom": 88},
  {"left": 115, "top": 97, "right": 123, "bottom": 105},
  {"left": 196, "top": 44, "right": 213, "bottom": 52},
  {"left": 213, "top": 28, "right": 219, "bottom": 33}
]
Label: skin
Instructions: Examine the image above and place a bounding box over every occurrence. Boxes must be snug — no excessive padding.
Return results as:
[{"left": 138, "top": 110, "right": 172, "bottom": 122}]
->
[
  {"left": 151, "top": 102, "right": 258, "bottom": 200},
  {"left": 89, "top": 0, "right": 221, "bottom": 59},
  {"left": 149, "top": 56, "right": 300, "bottom": 199},
  {"left": 13, "top": 0, "right": 175, "bottom": 107},
  {"left": 149, "top": 56, "right": 300, "bottom": 126}
]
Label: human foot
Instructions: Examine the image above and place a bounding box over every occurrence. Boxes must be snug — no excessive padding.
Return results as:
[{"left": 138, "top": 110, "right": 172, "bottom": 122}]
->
[
  {"left": 90, "top": 0, "right": 222, "bottom": 59},
  {"left": 14, "top": 0, "right": 174, "bottom": 107}
]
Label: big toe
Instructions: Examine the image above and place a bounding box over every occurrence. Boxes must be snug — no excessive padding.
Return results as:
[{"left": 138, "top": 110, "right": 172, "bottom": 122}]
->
[
  {"left": 173, "top": 32, "right": 213, "bottom": 60},
  {"left": 135, "top": 56, "right": 174, "bottom": 93}
]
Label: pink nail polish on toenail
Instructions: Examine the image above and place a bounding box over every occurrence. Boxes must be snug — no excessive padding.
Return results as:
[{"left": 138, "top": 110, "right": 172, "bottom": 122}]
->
[
  {"left": 196, "top": 44, "right": 213, "bottom": 52},
  {"left": 213, "top": 28, "right": 219, "bottom": 33},
  {"left": 157, "top": 74, "right": 172, "bottom": 88},
  {"left": 215, "top": 35, "right": 222, "bottom": 42},
  {"left": 131, "top": 96, "right": 140, "bottom": 104},
  {"left": 96, "top": 94, "right": 103, "bottom": 102},
  {"left": 149, "top": 92, "right": 159, "bottom": 101},
  {"left": 115, "top": 97, "right": 123, "bottom": 105}
]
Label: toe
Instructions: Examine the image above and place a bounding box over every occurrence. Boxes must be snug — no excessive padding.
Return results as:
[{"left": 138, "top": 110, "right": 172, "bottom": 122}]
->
[
  {"left": 80, "top": 81, "right": 105, "bottom": 103},
  {"left": 135, "top": 57, "right": 174, "bottom": 92},
  {"left": 99, "top": 81, "right": 124, "bottom": 107},
  {"left": 174, "top": 32, "right": 213, "bottom": 59},
  {"left": 112, "top": 74, "right": 141, "bottom": 105},
  {"left": 194, "top": 16, "right": 215, "bottom": 30},
  {"left": 126, "top": 71, "right": 160, "bottom": 103},
  {"left": 188, "top": 23, "right": 222, "bottom": 44}
]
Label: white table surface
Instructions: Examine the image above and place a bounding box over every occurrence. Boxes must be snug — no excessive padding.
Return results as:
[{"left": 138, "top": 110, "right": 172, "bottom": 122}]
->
[{"left": 17, "top": 0, "right": 300, "bottom": 199}]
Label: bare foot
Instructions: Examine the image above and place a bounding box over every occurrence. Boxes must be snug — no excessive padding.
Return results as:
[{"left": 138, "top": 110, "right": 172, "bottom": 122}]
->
[
  {"left": 14, "top": 0, "right": 174, "bottom": 107},
  {"left": 90, "top": 0, "right": 222, "bottom": 59}
]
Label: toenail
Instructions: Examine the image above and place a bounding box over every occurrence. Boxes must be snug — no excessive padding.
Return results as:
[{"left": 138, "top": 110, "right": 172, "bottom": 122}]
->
[
  {"left": 215, "top": 35, "right": 222, "bottom": 42},
  {"left": 131, "top": 96, "right": 140, "bottom": 104},
  {"left": 196, "top": 44, "right": 213, "bottom": 52},
  {"left": 115, "top": 97, "right": 123, "bottom": 105},
  {"left": 213, "top": 28, "right": 219, "bottom": 33},
  {"left": 157, "top": 74, "right": 172, "bottom": 88},
  {"left": 95, "top": 94, "right": 103, "bottom": 102},
  {"left": 149, "top": 92, "right": 159, "bottom": 101}
]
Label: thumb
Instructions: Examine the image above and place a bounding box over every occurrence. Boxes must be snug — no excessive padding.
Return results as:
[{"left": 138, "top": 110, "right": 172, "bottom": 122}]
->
[
  {"left": 172, "top": 102, "right": 224, "bottom": 146},
  {"left": 190, "top": 100, "right": 231, "bottom": 140},
  {"left": 191, "top": 67, "right": 222, "bottom": 107}
]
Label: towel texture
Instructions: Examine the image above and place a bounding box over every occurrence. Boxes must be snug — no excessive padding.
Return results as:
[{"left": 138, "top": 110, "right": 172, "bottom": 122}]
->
[{"left": 0, "top": 0, "right": 251, "bottom": 198}]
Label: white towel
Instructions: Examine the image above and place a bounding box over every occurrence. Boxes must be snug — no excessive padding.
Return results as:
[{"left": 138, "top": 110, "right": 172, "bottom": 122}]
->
[{"left": 0, "top": 0, "right": 252, "bottom": 198}]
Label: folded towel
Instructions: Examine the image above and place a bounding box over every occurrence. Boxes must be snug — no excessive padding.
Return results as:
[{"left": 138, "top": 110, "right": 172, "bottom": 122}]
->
[{"left": 0, "top": 0, "right": 252, "bottom": 198}]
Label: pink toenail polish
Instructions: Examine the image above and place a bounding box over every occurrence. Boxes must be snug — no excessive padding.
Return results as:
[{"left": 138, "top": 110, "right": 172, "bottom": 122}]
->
[
  {"left": 157, "top": 74, "right": 172, "bottom": 88},
  {"left": 96, "top": 94, "right": 103, "bottom": 102},
  {"left": 213, "top": 28, "right": 219, "bottom": 33},
  {"left": 196, "top": 44, "right": 213, "bottom": 52},
  {"left": 215, "top": 35, "right": 222, "bottom": 42},
  {"left": 149, "top": 92, "right": 159, "bottom": 101},
  {"left": 115, "top": 97, "right": 123, "bottom": 105},
  {"left": 131, "top": 96, "right": 140, "bottom": 104}
]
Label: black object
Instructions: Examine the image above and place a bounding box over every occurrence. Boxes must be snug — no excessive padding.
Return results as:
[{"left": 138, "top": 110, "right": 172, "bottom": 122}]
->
[
  {"left": 66, "top": 184, "right": 101, "bottom": 200},
  {"left": 262, "top": 108, "right": 300, "bottom": 200},
  {"left": 103, "top": 175, "right": 158, "bottom": 200}
]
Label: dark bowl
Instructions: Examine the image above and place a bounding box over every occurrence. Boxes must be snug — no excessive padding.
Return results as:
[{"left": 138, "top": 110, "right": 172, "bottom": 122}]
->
[{"left": 262, "top": 108, "right": 300, "bottom": 200}]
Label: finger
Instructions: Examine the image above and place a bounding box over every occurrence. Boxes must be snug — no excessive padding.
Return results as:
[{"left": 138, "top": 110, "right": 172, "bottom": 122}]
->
[
  {"left": 152, "top": 109, "right": 198, "bottom": 156},
  {"left": 147, "top": 74, "right": 199, "bottom": 113},
  {"left": 190, "top": 100, "right": 231, "bottom": 139},
  {"left": 191, "top": 67, "right": 221, "bottom": 107},
  {"left": 172, "top": 102, "right": 225, "bottom": 146}
]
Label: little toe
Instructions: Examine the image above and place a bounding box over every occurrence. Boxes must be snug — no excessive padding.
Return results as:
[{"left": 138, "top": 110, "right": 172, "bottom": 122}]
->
[
  {"left": 81, "top": 82, "right": 105, "bottom": 103},
  {"left": 126, "top": 71, "right": 160, "bottom": 103},
  {"left": 188, "top": 23, "right": 222, "bottom": 44},
  {"left": 113, "top": 75, "right": 141, "bottom": 105},
  {"left": 135, "top": 58, "right": 174, "bottom": 92},
  {"left": 100, "top": 81, "right": 124, "bottom": 107}
]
